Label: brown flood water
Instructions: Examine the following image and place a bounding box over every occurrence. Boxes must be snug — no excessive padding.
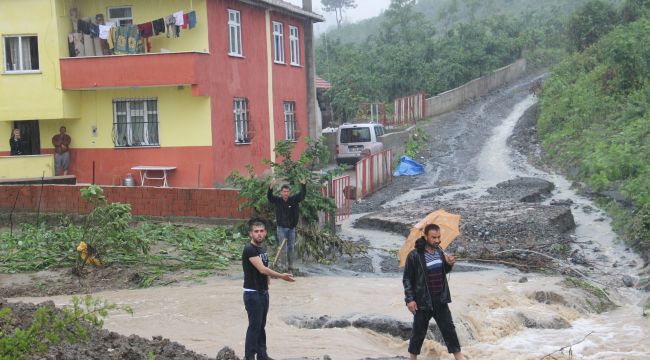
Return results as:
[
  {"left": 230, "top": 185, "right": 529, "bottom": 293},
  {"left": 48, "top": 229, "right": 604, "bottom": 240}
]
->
[{"left": 11, "top": 270, "right": 650, "bottom": 359}]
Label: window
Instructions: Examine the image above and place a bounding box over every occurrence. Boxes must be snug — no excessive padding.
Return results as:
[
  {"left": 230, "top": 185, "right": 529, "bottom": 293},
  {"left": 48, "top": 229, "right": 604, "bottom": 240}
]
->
[
  {"left": 289, "top": 26, "right": 300, "bottom": 65},
  {"left": 374, "top": 125, "right": 385, "bottom": 137},
  {"left": 107, "top": 6, "right": 133, "bottom": 26},
  {"left": 228, "top": 9, "right": 242, "bottom": 56},
  {"left": 273, "top": 22, "right": 284, "bottom": 64},
  {"left": 3, "top": 35, "right": 39, "bottom": 73},
  {"left": 340, "top": 128, "right": 371, "bottom": 143},
  {"left": 284, "top": 101, "right": 297, "bottom": 141},
  {"left": 112, "top": 99, "right": 160, "bottom": 147},
  {"left": 234, "top": 98, "right": 250, "bottom": 143}
]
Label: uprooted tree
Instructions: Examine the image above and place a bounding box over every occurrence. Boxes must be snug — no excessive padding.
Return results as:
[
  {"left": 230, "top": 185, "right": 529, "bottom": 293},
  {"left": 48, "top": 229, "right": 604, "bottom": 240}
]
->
[{"left": 74, "top": 185, "right": 149, "bottom": 275}]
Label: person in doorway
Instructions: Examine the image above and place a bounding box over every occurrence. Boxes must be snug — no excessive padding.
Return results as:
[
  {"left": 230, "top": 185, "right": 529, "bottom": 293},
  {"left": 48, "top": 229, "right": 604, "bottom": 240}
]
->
[
  {"left": 9, "top": 128, "right": 28, "bottom": 156},
  {"left": 242, "top": 218, "right": 295, "bottom": 360},
  {"left": 402, "top": 223, "right": 465, "bottom": 360},
  {"left": 267, "top": 177, "right": 306, "bottom": 271},
  {"left": 52, "top": 126, "right": 72, "bottom": 175}
]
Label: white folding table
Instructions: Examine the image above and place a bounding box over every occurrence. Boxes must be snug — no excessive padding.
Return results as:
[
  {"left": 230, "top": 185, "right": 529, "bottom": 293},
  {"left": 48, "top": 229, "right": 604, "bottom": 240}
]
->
[{"left": 130, "top": 166, "right": 177, "bottom": 187}]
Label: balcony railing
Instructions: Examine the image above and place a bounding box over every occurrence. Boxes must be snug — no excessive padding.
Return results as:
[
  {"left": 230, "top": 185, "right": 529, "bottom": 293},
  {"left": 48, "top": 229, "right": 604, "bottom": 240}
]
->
[{"left": 60, "top": 52, "right": 209, "bottom": 91}]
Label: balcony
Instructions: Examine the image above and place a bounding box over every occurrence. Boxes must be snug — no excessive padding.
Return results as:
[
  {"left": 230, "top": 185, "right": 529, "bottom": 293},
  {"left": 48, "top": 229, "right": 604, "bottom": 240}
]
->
[{"left": 60, "top": 52, "right": 209, "bottom": 92}]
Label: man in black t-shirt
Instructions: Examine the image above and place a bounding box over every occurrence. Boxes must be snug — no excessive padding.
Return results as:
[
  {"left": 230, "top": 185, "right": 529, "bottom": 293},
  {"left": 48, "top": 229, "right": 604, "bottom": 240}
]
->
[{"left": 242, "top": 218, "right": 295, "bottom": 360}]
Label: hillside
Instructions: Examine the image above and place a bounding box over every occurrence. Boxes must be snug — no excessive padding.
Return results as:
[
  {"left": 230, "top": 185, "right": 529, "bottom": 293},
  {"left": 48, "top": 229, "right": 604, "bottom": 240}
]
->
[
  {"left": 538, "top": 13, "right": 650, "bottom": 259},
  {"left": 318, "top": 0, "right": 622, "bottom": 44}
]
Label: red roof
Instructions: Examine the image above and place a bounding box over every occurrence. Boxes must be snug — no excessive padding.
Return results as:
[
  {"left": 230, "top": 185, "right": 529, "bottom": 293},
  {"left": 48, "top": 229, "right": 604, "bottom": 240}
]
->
[{"left": 316, "top": 76, "right": 332, "bottom": 89}]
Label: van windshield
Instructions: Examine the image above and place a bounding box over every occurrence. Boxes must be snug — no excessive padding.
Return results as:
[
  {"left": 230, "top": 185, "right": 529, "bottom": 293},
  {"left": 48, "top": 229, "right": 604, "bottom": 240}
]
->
[{"left": 340, "top": 127, "right": 371, "bottom": 143}]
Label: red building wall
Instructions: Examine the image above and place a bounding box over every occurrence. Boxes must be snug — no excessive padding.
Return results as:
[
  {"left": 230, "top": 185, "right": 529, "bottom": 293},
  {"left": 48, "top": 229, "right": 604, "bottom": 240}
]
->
[
  {"left": 204, "top": 1, "right": 310, "bottom": 185},
  {"left": 270, "top": 12, "right": 308, "bottom": 158}
]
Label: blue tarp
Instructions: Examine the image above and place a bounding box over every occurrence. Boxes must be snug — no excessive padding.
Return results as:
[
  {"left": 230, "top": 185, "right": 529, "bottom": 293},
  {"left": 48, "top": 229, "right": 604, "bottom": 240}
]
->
[{"left": 393, "top": 156, "right": 424, "bottom": 176}]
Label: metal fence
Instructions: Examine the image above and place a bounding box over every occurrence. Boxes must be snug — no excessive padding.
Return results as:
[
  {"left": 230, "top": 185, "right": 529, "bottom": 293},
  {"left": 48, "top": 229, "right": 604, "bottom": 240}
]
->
[
  {"left": 388, "top": 93, "right": 426, "bottom": 128},
  {"left": 355, "top": 149, "right": 393, "bottom": 199},
  {"left": 322, "top": 175, "right": 351, "bottom": 224}
]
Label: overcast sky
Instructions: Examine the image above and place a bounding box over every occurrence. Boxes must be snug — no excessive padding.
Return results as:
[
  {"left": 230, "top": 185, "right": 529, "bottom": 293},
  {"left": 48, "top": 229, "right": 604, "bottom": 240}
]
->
[{"left": 285, "top": 0, "right": 392, "bottom": 34}]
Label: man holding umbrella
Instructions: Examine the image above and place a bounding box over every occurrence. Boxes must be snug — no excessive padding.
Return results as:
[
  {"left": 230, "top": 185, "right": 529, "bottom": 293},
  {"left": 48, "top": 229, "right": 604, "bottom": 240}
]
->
[{"left": 402, "top": 223, "right": 465, "bottom": 360}]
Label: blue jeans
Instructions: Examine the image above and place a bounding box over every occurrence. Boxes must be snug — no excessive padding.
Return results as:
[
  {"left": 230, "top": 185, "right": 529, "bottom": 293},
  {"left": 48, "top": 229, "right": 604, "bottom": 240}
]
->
[
  {"left": 244, "top": 291, "right": 269, "bottom": 359},
  {"left": 276, "top": 227, "right": 296, "bottom": 253}
]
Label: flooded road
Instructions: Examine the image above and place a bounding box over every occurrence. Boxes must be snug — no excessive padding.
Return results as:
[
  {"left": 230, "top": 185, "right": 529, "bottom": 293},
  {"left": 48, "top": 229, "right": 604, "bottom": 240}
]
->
[{"left": 10, "top": 75, "right": 649, "bottom": 359}]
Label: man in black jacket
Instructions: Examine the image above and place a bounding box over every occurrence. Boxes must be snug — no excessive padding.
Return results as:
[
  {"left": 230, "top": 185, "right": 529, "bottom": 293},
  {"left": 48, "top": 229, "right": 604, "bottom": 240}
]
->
[
  {"left": 267, "top": 178, "right": 306, "bottom": 270},
  {"left": 402, "top": 223, "right": 465, "bottom": 360}
]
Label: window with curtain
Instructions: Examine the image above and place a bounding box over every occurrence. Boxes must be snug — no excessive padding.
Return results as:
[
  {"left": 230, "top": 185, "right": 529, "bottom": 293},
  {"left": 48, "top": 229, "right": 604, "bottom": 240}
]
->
[
  {"left": 273, "top": 21, "right": 284, "bottom": 63},
  {"left": 112, "top": 98, "right": 159, "bottom": 147},
  {"left": 228, "top": 9, "right": 242, "bottom": 56},
  {"left": 284, "top": 101, "right": 297, "bottom": 141},
  {"left": 3, "top": 35, "right": 39, "bottom": 72},
  {"left": 234, "top": 98, "right": 250, "bottom": 143},
  {"left": 289, "top": 26, "right": 300, "bottom": 65}
]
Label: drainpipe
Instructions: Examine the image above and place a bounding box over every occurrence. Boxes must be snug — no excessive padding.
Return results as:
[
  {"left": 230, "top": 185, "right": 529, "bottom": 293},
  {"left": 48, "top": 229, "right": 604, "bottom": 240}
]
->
[
  {"left": 265, "top": 9, "right": 276, "bottom": 163},
  {"left": 303, "top": 0, "right": 319, "bottom": 141}
]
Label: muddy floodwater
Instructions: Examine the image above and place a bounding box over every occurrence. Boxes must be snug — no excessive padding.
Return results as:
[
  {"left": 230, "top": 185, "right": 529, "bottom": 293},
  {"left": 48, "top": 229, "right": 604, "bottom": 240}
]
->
[
  {"left": 12, "top": 270, "right": 648, "bottom": 359},
  {"left": 9, "top": 75, "right": 650, "bottom": 359}
]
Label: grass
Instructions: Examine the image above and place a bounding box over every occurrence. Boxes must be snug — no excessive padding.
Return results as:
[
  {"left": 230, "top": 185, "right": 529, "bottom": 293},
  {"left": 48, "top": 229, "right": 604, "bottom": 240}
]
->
[{"left": 562, "top": 276, "right": 614, "bottom": 313}]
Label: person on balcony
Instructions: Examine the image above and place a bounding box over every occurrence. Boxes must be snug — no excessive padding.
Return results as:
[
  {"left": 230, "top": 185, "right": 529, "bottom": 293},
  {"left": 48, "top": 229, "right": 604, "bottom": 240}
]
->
[
  {"left": 9, "top": 128, "right": 28, "bottom": 156},
  {"left": 52, "top": 126, "right": 72, "bottom": 175}
]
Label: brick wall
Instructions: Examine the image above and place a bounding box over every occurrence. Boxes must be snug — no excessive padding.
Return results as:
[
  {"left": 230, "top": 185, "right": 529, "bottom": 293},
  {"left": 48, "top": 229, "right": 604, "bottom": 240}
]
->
[{"left": 0, "top": 185, "right": 250, "bottom": 219}]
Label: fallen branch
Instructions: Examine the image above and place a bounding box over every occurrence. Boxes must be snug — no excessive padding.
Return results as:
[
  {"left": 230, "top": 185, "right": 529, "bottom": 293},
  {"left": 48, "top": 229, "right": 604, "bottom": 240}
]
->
[
  {"left": 540, "top": 331, "right": 593, "bottom": 359},
  {"left": 463, "top": 258, "right": 537, "bottom": 270},
  {"left": 494, "top": 249, "right": 615, "bottom": 304}
]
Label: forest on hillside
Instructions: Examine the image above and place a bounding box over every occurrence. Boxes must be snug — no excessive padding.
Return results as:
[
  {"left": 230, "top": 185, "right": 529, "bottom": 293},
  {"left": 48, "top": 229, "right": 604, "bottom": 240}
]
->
[{"left": 316, "top": 0, "right": 581, "bottom": 122}]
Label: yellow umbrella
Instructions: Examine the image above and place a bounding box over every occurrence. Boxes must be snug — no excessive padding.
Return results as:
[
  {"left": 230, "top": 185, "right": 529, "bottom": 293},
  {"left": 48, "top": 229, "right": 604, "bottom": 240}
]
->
[{"left": 398, "top": 209, "right": 461, "bottom": 267}]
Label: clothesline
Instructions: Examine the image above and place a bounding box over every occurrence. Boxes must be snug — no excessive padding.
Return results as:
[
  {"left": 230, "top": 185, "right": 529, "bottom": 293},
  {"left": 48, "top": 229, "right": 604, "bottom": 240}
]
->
[{"left": 72, "top": 10, "right": 198, "bottom": 56}]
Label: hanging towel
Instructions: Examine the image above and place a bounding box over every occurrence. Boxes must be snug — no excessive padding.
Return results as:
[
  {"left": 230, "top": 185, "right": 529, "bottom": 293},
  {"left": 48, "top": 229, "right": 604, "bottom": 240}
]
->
[
  {"left": 99, "top": 23, "right": 114, "bottom": 40},
  {"left": 182, "top": 13, "right": 189, "bottom": 29},
  {"left": 137, "top": 22, "right": 154, "bottom": 38},
  {"left": 73, "top": 33, "right": 84, "bottom": 56},
  {"left": 77, "top": 19, "right": 91, "bottom": 35},
  {"left": 164, "top": 15, "right": 176, "bottom": 38},
  {"left": 113, "top": 26, "right": 130, "bottom": 54},
  {"left": 152, "top": 18, "right": 166, "bottom": 35},
  {"left": 89, "top": 23, "right": 100, "bottom": 38},
  {"left": 173, "top": 11, "right": 184, "bottom": 26},
  {"left": 126, "top": 25, "right": 144, "bottom": 54},
  {"left": 82, "top": 34, "right": 94, "bottom": 56},
  {"left": 67, "top": 33, "right": 76, "bottom": 57},
  {"left": 93, "top": 37, "right": 103, "bottom": 56},
  {"left": 188, "top": 11, "right": 197, "bottom": 29},
  {"left": 107, "top": 26, "right": 116, "bottom": 50}
]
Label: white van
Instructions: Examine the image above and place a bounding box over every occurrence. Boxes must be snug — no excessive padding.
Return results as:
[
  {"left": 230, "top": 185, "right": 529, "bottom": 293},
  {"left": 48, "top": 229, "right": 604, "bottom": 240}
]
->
[{"left": 336, "top": 122, "right": 385, "bottom": 165}]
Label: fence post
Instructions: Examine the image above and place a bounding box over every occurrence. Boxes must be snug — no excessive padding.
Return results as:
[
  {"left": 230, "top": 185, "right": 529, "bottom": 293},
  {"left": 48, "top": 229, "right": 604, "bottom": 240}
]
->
[{"left": 327, "top": 177, "right": 335, "bottom": 232}]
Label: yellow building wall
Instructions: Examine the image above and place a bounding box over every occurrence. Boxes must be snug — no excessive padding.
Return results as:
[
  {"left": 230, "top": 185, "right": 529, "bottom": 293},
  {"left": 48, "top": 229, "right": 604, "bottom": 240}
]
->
[
  {"left": 0, "top": 155, "right": 54, "bottom": 179},
  {"left": 39, "top": 86, "right": 212, "bottom": 150},
  {"left": 0, "top": 0, "right": 79, "bottom": 122},
  {"left": 69, "top": 0, "right": 209, "bottom": 53},
  {"left": 0, "top": 122, "right": 11, "bottom": 152}
]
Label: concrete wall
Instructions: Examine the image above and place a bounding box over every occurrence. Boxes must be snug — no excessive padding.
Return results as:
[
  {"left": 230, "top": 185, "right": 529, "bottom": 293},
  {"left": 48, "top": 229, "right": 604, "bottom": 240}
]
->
[
  {"left": 0, "top": 155, "right": 54, "bottom": 179},
  {"left": 379, "top": 126, "right": 413, "bottom": 162},
  {"left": 426, "top": 59, "right": 527, "bottom": 118}
]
